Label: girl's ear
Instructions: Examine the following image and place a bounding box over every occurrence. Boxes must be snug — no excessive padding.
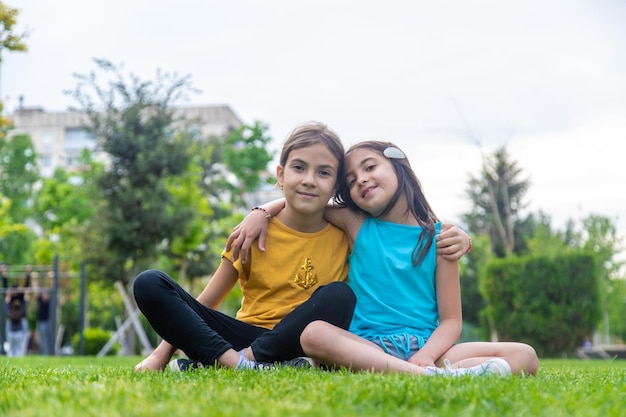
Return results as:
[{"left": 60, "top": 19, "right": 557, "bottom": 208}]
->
[{"left": 276, "top": 164, "right": 284, "bottom": 188}]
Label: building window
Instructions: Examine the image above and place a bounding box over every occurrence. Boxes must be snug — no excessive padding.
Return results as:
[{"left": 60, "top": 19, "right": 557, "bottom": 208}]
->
[
  {"left": 40, "top": 154, "right": 52, "bottom": 168},
  {"left": 42, "top": 131, "right": 54, "bottom": 151},
  {"left": 64, "top": 128, "right": 96, "bottom": 152}
]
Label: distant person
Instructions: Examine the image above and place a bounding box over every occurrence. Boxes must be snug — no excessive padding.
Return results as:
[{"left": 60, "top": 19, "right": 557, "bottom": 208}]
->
[
  {"left": 23, "top": 264, "right": 32, "bottom": 294},
  {"left": 1, "top": 263, "right": 31, "bottom": 304},
  {"left": 4, "top": 288, "right": 29, "bottom": 356},
  {"left": 2, "top": 263, "right": 32, "bottom": 356},
  {"left": 1, "top": 262, "right": 8, "bottom": 289},
  {"left": 1, "top": 262, "right": 13, "bottom": 301},
  {"left": 32, "top": 271, "right": 53, "bottom": 355}
]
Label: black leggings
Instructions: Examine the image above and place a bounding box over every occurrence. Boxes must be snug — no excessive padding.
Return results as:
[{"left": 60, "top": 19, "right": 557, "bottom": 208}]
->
[{"left": 133, "top": 269, "right": 356, "bottom": 365}]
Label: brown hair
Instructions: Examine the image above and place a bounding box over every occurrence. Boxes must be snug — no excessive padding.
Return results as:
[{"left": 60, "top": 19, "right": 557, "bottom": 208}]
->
[{"left": 279, "top": 122, "right": 345, "bottom": 191}]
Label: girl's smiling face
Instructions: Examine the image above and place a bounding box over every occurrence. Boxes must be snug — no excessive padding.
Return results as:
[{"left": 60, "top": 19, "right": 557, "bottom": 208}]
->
[
  {"left": 344, "top": 147, "right": 398, "bottom": 218},
  {"left": 277, "top": 143, "right": 340, "bottom": 219}
]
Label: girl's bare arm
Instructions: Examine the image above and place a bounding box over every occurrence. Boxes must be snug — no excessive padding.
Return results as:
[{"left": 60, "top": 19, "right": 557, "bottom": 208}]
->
[
  {"left": 226, "top": 199, "right": 286, "bottom": 263},
  {"left": 408, "top": 255, "right": 462, "bottom": 367}
]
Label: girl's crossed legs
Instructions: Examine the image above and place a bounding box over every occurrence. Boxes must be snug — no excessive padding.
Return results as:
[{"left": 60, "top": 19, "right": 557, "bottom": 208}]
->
[
  {"left": 134, "top": 270, "right": 356, "bottom": 367},
  {"left": 300, "top": 320, "right": 538, "bottom": 375}
]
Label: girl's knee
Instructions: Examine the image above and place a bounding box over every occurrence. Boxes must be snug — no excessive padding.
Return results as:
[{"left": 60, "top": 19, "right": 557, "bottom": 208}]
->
[
  {"left": 133, "top": 269, "right": 168, "bottom": 302},
  {"left": 133, "top": 270, "right": 156, "bottom": 292},
  {"left": 521, "top": 343, "right": 539, "bottom": 374},
  {"left": 301, "top": 321, "right": 333, "bottom": 353},
  {"left": 325, "top": 282, "right": 356, "bottom": 306}
]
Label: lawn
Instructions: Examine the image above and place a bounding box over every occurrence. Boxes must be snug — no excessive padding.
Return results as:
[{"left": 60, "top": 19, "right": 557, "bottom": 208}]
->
[{"left": 1, "top": 356, "right": 624, "bottom": 417}]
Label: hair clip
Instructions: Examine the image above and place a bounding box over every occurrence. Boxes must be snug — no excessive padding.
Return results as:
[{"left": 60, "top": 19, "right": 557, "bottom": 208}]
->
[{"left": 383, "top": 147, "right": 406, "bottom": 159}]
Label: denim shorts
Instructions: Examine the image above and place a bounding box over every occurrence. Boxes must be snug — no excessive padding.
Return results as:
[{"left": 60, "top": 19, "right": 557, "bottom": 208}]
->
[{"left": 371, "top": 334, "right": 426, "bottom": 361}]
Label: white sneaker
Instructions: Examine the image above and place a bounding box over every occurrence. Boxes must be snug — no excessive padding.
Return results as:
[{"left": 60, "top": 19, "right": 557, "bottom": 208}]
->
[
  {"left": 425, "top": 359, "right": 459, "bottom": 376},
  {"left": 425, "top": 358, "right": 511, "bottom": 377},
  {"left": 475, "top": 358, "right": 512, "bottom": 376}
]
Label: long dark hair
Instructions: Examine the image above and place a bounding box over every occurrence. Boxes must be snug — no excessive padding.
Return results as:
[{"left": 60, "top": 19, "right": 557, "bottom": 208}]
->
[{"left": 335, "top": 141, "right": 439, "bottom": 266}]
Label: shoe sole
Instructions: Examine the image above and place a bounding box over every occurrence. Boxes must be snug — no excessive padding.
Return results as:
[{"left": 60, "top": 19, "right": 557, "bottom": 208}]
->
[{"left": 169, "top": 359, "right": 202, "bottom": 372}]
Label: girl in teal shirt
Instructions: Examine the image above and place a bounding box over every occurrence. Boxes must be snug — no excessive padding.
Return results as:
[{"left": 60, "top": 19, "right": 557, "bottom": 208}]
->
[{"left": 237, "top": 141, "right": 539, "bottom": 376}]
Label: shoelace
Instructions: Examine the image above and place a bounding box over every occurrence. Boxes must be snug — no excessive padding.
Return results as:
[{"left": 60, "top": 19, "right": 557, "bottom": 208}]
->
[{"left": 442, "top": 359, "right": 455, "bottom": 374}]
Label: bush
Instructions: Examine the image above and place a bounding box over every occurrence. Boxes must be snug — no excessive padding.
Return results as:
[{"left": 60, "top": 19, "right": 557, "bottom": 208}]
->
[
  {"left": 72, "top": 327, "right": 119, "bottom": 356},
  {"left": 482, "top": 252, "right": 601, "bottom": 357}
]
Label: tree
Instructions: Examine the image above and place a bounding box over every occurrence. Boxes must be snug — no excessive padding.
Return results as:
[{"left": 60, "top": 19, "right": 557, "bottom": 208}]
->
[
  {"left": 0, "top": 134, "right": 39, "bottom": 222},
  {"left": 0, "top": 134, "right": 38, "bottom": 263},
  {"left": 576, "top": 214, "right": 624, "bottom": 344},
  {"left": 67, "top": 58, "right": 195, "bottom": 282},
  {"left": 164, "top": 123, "right": 275, "bottom": 288},
  {"left": 0, "top": 102, "right": 10, "bottom": 139},
  {"left": 521, "top": 211, "right": 568, "bottom": 257},
  {"left": 0, "top": 1, "right": 27, "bottom": 62},
  {"left": 461, "top": 146, "right": 534, "bottom": 332},
  {"left": 171, "top": 123, "right": 274, "bottom": 281},
  {"left": 0, "top": 1, "right": 28, "bottom": 137},
  {"left": 32, "top": 152, "right": 99, "bottom": 231},
  {"left": 606, "top": 274, "right": 626, "bottom": 343},
  {"left": 464, "top": 146, "right": 531, "bottom": 257},
  {"left": 163, "top": 139, "right": 214, "bottom": 288},
  {"left": 223, "top": 121, "right": 275, "bottom": 204},
  {"left": 482, "top": 252, "right": 601, "bottom": 357},
  {"left": 459, "top": 234, "right": 491, "bottom": 335},
  {"left": 0, "top": 194, "right": 29, "bottom": 262},
  {"left": 31, "top": 149, "right": 103, "bottom": 267}
]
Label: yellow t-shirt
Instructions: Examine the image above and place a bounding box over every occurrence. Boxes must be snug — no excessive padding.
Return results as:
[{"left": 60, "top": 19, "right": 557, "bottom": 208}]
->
[{"left": 222, "top": 218, "right": 350, "bottom": 330}]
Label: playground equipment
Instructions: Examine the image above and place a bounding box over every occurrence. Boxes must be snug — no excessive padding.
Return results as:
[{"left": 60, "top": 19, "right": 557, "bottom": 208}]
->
[{"left": 1, "top": 255, "right": 86, "bottom": 356}]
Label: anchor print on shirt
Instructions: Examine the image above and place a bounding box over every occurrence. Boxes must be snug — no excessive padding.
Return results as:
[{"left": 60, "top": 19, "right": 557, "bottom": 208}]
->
[{"left": 294, "top": 257, "right": 318, "bottom": 289}]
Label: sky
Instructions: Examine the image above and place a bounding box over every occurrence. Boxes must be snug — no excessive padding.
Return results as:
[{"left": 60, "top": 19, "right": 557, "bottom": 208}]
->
[{"left": 3, "top": 0, "right": 626, "bottom": 256}]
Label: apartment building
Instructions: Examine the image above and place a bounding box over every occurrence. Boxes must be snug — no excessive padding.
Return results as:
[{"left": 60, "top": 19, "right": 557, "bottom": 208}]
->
[{"left": 8, "top": 105, "right": 243, "bottom": 177}]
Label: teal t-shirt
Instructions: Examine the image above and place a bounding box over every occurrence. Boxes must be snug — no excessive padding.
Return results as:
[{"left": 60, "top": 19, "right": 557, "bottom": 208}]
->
[{"left": 348, "top": 217, "right": 441, "bottom": 343}]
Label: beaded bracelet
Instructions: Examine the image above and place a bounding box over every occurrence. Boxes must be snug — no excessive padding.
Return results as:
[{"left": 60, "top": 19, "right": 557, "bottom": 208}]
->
[
  {"left": 251, "top": 206, "right": 272, "bottom": 220},
  {"left": 466, "top": 237, "right": 473, "bottom": 254}
]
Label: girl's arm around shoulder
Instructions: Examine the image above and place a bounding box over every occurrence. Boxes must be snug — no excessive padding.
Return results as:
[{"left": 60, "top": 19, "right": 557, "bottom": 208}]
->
[
  {"left": 436, "top": 224, "right": 471, "bottom": 260},
  {"left": 323, "top": 205, "right": 365, "bottom": 244},
  {"left": 226, "top": 198, "right": 286, "bottom": 264}
]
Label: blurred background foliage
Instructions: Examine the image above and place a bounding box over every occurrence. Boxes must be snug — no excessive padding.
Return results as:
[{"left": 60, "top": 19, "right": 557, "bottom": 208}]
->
[{"left": 1, "top": 3, "right": 623, "bottom": 356}]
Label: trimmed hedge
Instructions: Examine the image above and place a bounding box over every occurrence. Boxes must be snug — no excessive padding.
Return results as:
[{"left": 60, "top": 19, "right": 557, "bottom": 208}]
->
[
  {"left": 72, "top": 327, "right": 119, "bottom": 356},
  {"left": 482, "top": 252, "right": 601, "bottom": 357}
]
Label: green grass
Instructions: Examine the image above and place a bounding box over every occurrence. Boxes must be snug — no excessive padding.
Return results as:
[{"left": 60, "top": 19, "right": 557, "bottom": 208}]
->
[{"left": 1, "top": 357, "right": 625, "bottom": 417}]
